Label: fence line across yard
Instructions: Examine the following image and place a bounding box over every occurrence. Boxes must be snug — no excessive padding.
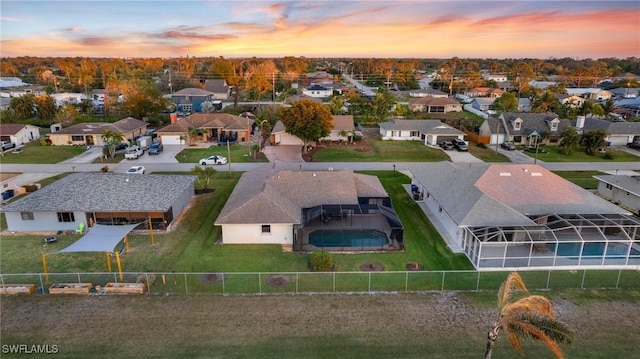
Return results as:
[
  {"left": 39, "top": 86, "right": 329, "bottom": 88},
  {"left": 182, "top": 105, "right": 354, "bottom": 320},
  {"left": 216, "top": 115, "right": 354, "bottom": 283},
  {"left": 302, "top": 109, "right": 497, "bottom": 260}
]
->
[{"left": 1, "top": 269, "right": 639, "bottom": 296}]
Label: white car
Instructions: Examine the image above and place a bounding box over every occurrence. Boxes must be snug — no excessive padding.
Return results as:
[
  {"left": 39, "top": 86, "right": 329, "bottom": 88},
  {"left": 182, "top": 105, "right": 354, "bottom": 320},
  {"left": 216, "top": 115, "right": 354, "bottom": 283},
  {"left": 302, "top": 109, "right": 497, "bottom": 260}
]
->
[
  {"left": 199, "top": 155, "right": 227, "bottom": 165},
  {"left": 126, "top": 166, "right": 146, "bottom": 174}
]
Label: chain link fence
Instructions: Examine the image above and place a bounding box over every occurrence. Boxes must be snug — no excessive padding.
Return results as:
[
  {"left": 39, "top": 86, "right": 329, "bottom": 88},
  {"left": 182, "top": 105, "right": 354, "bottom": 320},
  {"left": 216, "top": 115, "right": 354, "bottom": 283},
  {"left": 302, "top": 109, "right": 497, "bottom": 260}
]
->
[{"left": 1, "top": 269, "right": 639, "bottom": 296}]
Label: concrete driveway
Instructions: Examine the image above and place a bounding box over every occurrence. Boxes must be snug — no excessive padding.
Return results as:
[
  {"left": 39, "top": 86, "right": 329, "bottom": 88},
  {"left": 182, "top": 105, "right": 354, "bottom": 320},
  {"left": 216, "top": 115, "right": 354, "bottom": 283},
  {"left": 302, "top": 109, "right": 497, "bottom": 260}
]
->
[
  {"left": 439, "top": 148, "right": 483, "bottom": 163},
  {"left": 262, "top": 144, "right": 303, "bottom": 162}
]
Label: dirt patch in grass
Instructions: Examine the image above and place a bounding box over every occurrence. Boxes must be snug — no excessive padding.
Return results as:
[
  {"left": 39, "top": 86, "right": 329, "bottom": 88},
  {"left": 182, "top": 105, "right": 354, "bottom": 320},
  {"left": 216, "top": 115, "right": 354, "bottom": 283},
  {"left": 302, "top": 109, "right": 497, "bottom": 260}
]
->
[
  {"left": 359, "top": 262, "right": 384, "bottom": 271},
  {"left": 405, "top": 262, "right": 424, "bottom": 271},
  {"left": 265, "top": 274, "right": 291, "bottom": 288},
  {"left": 200, "top": 273, "right": 225, "bottom": 283}
]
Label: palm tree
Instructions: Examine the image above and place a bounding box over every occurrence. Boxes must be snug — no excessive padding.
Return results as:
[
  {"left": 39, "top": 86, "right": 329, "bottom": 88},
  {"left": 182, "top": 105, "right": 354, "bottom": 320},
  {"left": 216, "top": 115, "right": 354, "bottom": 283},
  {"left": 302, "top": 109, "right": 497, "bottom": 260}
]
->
[{"left": 484, "top": 272, "right": 573, "bottom": 359}]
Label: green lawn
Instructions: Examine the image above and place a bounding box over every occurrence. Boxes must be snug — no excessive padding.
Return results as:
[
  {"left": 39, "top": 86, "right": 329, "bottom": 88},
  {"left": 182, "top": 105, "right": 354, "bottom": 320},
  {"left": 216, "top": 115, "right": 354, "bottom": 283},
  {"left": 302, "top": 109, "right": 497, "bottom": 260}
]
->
[
  {"left": 553, "top": 170, "right": 605, "bottom": 189},
  {"left": 0, "top": 141, "right": 86, "bottom": 163},
  {"left": 175, "top": 144, "right": 268, "bottom": 164},
  {"left": 0, "top": 171, "right": 472, "bottom": 274},
  {"left": 312, "top": 140, "right": 450, "bottom": 162},
  {"left": 523, "top": 145, "right": 640, "bottom": 162},
  {"left": 468, "top": 142, "right": 511, "bottom": 162}
]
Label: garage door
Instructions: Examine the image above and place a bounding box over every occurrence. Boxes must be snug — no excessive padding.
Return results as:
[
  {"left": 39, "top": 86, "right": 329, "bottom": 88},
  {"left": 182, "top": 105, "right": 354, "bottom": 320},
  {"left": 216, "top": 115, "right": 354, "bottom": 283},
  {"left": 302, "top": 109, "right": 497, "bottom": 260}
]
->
[{"left": 160, "top": 135, "right": 182, "bottom": 145}]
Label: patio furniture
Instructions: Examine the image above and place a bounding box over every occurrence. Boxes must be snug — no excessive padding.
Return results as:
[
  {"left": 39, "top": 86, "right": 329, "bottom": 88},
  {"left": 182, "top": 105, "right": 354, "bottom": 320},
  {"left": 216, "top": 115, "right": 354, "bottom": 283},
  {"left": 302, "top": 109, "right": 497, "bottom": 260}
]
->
[{"left": 75, "top": 222, "right": 85, "bottom": 234}]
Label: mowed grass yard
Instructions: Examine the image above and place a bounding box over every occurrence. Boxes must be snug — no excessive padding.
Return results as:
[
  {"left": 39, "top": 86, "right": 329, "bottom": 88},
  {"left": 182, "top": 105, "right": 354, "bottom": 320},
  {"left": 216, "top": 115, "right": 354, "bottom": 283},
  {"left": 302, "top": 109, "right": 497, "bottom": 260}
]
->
[
  {"left": 0, "top": 141, "right": 86, "bottom": 163},
  {"left": 523, "top": 145, "right": 640, "bottom": 162},
  {"left": 0, "top": 171, "right": 472, "bottom": 274},
  {"left": 1, "top": 289, "right": 639, "bottom": 358},
  {"left": 175, "top": 144, "right": 269, "bottom": 164},
  {"left": 311, "top": 138, "right": 451, "bottom": 162}
]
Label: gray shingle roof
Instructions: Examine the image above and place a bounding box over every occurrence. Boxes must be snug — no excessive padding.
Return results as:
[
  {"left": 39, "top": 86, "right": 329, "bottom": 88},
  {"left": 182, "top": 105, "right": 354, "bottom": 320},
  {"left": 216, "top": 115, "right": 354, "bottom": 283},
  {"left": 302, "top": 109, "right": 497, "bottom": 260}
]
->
[
  {"left": 53, "top": 117, "right": 146, "bottom": 135},
  {"left": 594, "top": 175, "right": 640, "bottom": 197},
  {"left": 500, "top": 112, "right": 571, "bottom": 136},
  {"left": 0, "top": 173, "right": 196, "bottom": 212},
  {"left": 410, "top": 163, "right": 628, "bottom": 227},
  {"left": 378, "top": 119, "right": 464, "bottom": 136}
]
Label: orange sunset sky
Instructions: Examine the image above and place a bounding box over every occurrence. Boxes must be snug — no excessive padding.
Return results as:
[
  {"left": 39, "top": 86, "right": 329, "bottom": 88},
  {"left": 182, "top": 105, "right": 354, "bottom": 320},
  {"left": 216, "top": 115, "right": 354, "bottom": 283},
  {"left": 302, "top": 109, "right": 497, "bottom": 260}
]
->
[{"left": 1, "top": 0, "right": 638, "bottom": 59}]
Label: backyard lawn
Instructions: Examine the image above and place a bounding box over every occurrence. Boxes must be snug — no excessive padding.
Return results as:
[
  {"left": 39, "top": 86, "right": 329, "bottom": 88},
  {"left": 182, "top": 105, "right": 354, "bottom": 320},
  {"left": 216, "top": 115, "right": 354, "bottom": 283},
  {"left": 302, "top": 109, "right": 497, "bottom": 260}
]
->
[
  {"left": 0, "top": 171, "right": 472, "bottom": 274},
  {"left": 175, "top": 144, "right": 268, "bottom": 164},
  {"left": 0, "top": 141, "right": 86, "bottom": 164}
]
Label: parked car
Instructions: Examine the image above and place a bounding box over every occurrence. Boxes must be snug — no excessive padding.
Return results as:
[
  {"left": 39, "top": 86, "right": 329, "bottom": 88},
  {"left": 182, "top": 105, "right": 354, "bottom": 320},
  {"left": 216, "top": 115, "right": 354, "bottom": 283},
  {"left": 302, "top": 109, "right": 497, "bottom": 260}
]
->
[
  {"left": 500, "top": 141, "right": 516, "bottom": 150},
  {"left": 124, "top": 145, "right": 144, "bottom": 159},
  {"left": 115, "top": 142, "right": 129, "bottom": 151},
  {"left": 627, "top": 141, "right": 640, "bottom": 150},
  {"left": 1, "top": 141, "right": 16, "bottom": 151},
  {"left": 439, "top": 141, "right": 454, "bottom": 150},
  {"left": 199, "top": 155, "right": 228, "bottom": 165},
  {"left": 125, "top": 166, "right": 146, "bottom": 174},
  {"left": 147, "top": 142, "right": 163, "bottom": 155},
  {"left": 451, "top": 139, "right": 468, "bottom": 152}
]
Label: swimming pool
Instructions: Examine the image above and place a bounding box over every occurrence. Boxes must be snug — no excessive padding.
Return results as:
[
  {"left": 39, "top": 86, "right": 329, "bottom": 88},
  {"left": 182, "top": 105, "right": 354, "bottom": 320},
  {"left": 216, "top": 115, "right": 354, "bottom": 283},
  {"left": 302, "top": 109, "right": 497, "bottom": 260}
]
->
[
  {"left": 549, "top": 243, "right": 640, "bottom": 258},
  {"left": 309, "top": 230, "right": 388, "bottom": 248}
]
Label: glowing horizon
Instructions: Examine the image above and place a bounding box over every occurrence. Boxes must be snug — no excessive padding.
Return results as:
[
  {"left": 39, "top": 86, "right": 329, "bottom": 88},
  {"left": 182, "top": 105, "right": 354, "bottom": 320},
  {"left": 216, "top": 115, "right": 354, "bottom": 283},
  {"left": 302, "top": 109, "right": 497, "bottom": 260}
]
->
[{"left": 1, "top": 1, "right": 638, "bottom": 59}]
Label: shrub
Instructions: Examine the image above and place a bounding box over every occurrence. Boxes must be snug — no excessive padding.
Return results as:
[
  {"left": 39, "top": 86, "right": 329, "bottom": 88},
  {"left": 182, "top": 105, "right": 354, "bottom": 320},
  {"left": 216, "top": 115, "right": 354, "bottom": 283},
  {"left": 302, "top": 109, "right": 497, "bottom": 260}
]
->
[
  {"left": 602, "top": 152, "right": 614, "bottom": 160},
  {"left": 309, "top": 250, "right": 334, "bottom": 271}
]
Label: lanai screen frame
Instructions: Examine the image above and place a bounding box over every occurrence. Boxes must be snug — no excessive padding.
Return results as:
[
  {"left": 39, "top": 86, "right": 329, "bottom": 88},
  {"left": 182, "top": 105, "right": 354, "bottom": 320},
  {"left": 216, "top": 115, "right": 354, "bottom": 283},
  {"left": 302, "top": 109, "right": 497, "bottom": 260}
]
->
[
  {"left": 298, "top": 203, "right": 404, "bottom": 251},
  {"left": 461, "top": 213, "right": 640, "bottom": 269}
]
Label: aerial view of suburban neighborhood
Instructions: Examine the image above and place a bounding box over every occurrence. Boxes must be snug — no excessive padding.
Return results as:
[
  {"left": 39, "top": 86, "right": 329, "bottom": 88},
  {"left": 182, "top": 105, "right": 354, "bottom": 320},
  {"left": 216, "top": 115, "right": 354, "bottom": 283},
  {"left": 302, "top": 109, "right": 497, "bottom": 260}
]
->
[{"left": 1, "top": 1, "right": 639, "bottom": 358}]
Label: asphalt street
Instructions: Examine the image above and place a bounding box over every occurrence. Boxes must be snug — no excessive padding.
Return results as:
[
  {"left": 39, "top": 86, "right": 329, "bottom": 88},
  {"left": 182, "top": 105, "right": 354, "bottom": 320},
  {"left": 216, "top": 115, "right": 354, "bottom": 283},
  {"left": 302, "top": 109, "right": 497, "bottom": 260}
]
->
[{"left": 1, "top": 143, "right": 639, "bottom": 186}]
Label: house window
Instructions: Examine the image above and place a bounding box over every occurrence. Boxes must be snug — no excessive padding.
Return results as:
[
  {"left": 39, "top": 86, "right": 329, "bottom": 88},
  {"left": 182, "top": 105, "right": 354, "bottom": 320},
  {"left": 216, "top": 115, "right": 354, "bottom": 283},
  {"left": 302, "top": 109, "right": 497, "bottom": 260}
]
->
[
  {"left": 21, "top": 212, "right": 34, "bottom": 220},
  {"left": 550, "top": 122, "right": 558, "bottom": 131},
  {"left": 71, "top": 135, "right": 83, "bottom": 141},
  {"left": 429, "top": 106, "right": 445, "bottom": 113},
  {"left": 390, "top": 131, "right": 397, "bottom": 137},
  {"left": 261, "top": 225, "right": 271, "bottom": 234},
  {"left": 513, "top": 121, "right": 521, "bottom": 131},
  {"left": 410, "top": 131, "right": 419, "bottom": 137},
  {"left": 605, "top": 183, "right": 613, "bottom": 190},
  {"left": 57, "top": 212, "right": 75, "bottom": 223}
]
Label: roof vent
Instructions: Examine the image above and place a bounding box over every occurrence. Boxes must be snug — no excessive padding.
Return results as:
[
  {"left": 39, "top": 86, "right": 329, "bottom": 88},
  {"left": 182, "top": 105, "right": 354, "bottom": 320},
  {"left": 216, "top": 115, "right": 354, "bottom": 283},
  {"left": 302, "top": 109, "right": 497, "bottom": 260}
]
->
[
  {"left": 530, "top": 172, "right": 543, "bottom": 177},
  {"left": 499, "top": 172, "right": 511, "bottom": 176}
]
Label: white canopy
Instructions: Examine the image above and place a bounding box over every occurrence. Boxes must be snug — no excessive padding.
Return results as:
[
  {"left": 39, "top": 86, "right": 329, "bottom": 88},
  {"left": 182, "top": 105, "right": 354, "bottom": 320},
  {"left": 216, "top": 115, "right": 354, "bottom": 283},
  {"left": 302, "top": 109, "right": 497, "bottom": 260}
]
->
[{"left": 58, "top": 224, "right": 139, "bottom": 253}]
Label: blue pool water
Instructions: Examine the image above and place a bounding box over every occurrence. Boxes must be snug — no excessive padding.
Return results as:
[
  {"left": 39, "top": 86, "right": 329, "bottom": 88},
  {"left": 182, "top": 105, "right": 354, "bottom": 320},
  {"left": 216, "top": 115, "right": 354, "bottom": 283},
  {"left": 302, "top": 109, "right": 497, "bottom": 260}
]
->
[
  {"left": 309, "top": 230, "right": 387, "bottom": 247},
  {"left": 549, "top": 243, "right": 640, "bottom": 258}
]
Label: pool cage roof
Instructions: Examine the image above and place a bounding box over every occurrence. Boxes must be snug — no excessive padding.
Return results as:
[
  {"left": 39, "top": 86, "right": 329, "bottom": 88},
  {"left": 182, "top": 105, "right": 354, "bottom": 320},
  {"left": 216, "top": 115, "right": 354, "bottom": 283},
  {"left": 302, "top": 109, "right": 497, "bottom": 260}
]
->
[
  {"left": 468, "top": 213, "right": 640, "bottom": 243},
  {"left": 301, "top": 204, "right": 403, "bottom": 230}
]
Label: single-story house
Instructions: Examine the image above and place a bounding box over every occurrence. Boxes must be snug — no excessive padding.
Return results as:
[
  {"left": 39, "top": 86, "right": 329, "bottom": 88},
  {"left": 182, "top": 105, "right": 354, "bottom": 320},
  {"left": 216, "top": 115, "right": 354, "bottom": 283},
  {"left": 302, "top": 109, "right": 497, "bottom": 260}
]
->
[
  {"left": 471, "top": 98, "right": 496, "bottom": 112},
  {"left": 410, "top": 162, "right": 640, "bottom": 270},
  {"left": 497, "top": 112, "right": 571, "bottom": 146},
  {"left": 48, "top": 117, "right": 147, "bottom": 146},
  {"left": 408, "top": 88, "right": 448, "bottom": 98},
  {"left": 155, "top": 113, "right": 253, "bottom": 145},
  {"left": 0, "top": 123, "right": 41, "bottom": 145},
  {"left": 168, "top": 87, "right": 215, "bottom": 114},
  {"left": 555, "top": 94, "right": 585, "bottom": 108},
  {"left": 302, "top": 84, "right": 334, "bottom": 98},
  {"left": 594, "top": 174, "right": 640, "bottom": 215},
  {"left": 378, "top": 119, "right": 464, "bottom": 145},
  {"left": 204, "top": 79, "right": 232, "bottom": 100},
  {"left": 215, "top": 166, "right": 404, "bottom": 252},
  {"left": 584, "top": 89, "right": 612, "bottom": 101},
  {"left": 409, "top": 97, "right": 462, "bottom": 113},
  {"left": 0, "top": 173, "right": 196, "bottom": 232},
  {"left": 50, "top": 92, "right": 87, "bottom": 107},
  {"left": 576, "top": 117, "right": 640, "bottom": 145},
  {"left": 482, "top": 73, "right": 508, "bottom": 83},
  {"left": 271, "top": 120, "right": 304, "bottom": 146},
  {"left": 320, "top": 115, "right": 355, "bottom": 142},
  {"left": 0, "top": 97, "right": 11, "bottom": 112},
  {"left": 270, "top": 115, "right": 356, "bottom": 145},
  {"left": 609, "top": 87, "right": 639, "bottom": 99},
  {"left": 464, "top": 87, "right": 504, "bottom": 98},
  {"left": 518, "top": 98, "right": 532, "bottom": 112}
]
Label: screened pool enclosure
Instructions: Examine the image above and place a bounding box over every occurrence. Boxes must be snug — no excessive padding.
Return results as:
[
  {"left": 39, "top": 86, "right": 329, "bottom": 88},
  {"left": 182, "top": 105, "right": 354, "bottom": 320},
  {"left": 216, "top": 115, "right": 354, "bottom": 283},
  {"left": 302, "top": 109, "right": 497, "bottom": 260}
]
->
[
  {"left": 462, "top": 213, "right": 640, "bottom": 269},
  {"left": 295, "top": 203, "right": 403, "bottom": 252}
]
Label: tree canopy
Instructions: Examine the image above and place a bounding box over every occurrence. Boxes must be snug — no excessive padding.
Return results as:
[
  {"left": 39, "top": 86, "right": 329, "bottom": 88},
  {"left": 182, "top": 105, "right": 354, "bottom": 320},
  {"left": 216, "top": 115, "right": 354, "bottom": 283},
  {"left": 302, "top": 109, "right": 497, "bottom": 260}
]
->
[{"left": 279, "top": 99, "right": 333, "bottom": 150}]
